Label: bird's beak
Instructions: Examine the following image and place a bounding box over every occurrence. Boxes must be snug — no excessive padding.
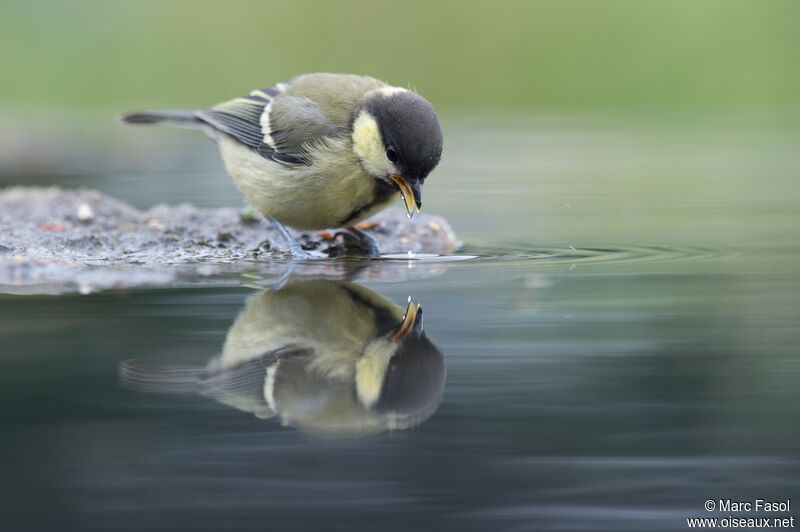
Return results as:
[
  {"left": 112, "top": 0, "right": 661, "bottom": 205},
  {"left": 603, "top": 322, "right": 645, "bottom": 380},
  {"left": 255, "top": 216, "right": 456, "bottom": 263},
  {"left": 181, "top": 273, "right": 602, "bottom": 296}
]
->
[
  {"left": 390, "top": 175, "right": 422, "bottom": 218},
  {"left": 393, "top": 297, "right": 423, "bottom": 342}
]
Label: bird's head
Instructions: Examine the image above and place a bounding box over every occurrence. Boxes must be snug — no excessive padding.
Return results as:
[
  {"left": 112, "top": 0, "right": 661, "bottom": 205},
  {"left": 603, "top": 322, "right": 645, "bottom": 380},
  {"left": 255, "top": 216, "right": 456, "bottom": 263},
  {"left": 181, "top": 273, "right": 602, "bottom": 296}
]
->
[
  {"left": 355, "top": 297, "right": 446, "bottom": 428},
  {"left": 352, "top": 87, "right": 443, "bottom": 217}
]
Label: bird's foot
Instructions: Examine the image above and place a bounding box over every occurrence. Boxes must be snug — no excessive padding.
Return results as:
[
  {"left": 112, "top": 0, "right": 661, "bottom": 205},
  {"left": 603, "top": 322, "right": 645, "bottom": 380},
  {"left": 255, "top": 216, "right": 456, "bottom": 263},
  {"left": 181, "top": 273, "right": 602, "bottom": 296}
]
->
[{"left": 327, "top": 226, "right": 381, "bottom": 257}]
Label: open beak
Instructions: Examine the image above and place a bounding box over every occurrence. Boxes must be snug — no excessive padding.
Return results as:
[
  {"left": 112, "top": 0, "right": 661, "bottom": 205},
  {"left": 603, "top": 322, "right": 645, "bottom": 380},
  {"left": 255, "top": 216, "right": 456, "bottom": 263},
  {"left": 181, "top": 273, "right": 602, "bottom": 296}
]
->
[
  {"left": 390, "top": 175, "right": 422, "bottom": 218},
  {"left": 393, "top": 296, "right": 423, "bottom": 342}
]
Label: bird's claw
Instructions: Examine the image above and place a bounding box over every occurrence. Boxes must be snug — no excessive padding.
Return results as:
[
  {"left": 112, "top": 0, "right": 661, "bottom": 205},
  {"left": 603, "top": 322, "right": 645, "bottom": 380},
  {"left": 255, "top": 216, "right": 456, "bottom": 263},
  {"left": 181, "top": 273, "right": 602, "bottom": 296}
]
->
[{"left": 326, "top": 227, "right": 380, "bottom": 257}]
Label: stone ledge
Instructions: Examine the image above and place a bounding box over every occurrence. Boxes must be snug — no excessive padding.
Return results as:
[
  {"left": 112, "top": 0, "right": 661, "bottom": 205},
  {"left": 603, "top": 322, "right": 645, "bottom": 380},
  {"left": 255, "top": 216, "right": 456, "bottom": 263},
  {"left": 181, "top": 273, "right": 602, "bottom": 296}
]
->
[{"left": 0, "top": 186, "right": 460, "bottom": 294}]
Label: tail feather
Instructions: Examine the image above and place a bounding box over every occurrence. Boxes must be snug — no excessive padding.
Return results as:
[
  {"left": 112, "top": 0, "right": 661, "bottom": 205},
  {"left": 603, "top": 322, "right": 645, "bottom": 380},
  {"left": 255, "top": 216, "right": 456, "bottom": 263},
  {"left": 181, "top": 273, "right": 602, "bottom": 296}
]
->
[
  {"left": 120, "top": 109, "right": 202, "bottom": 129},
  {"left": 118, "top": 359, "right": 204, "bottom": 394}
]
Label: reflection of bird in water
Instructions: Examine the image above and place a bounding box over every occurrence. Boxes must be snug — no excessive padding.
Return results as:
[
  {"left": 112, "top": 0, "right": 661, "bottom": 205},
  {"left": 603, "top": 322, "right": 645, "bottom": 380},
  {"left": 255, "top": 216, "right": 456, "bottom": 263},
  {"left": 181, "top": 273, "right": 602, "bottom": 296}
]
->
[{"left": 121, "top": 280, "right": 445, "bottom": 437}]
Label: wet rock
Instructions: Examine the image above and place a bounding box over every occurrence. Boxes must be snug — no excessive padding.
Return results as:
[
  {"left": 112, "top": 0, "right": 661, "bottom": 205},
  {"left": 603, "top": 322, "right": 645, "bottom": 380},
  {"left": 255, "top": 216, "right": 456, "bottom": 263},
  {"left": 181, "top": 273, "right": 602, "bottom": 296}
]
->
[{"left": 0, "top": 186, "right": 460, "bottom": 294}]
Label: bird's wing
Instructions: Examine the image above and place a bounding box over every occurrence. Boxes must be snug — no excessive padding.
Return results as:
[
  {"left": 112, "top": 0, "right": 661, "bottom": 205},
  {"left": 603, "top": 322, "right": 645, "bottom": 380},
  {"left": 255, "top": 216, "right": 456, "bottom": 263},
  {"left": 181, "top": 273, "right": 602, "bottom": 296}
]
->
[
  {"left": 200, "top": 357, "right": 272, "bottom": 415},
  {"left": 199, "top": 347, "right": 313, "bottom": 418},
  {"left": 196, "top": 95, "right": 267, "bottom": 146},
  {"left": 195, "top": 75, "right": 387, "bottom": 164},
  {"left": 195, "top": 85, "right": 338, "bottom": 165},
  {"left": 264, "top": 94, "right": 340, "bottom": 158}
]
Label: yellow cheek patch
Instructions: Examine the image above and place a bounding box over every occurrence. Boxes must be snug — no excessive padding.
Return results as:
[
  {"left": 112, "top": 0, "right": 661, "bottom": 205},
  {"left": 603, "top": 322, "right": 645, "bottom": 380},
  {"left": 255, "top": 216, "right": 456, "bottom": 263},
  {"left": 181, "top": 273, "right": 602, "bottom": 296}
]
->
[
  {"left": 352, "top": 110, "right": 390, "bottom": 177},
  {"left": 355, "top": 339, "right": 396, "bottom": 408}
]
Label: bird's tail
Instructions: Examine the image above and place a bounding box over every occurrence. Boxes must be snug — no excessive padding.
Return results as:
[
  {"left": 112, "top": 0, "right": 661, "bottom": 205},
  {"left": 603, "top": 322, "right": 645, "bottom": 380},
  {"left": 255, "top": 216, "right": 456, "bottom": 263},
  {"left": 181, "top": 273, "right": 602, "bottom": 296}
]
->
[
  {"left": 118, "top": 359, "right": 204, "bottom": 394},
  {"left": 119, "top": 109, "right": 203, "bottom": 129}
]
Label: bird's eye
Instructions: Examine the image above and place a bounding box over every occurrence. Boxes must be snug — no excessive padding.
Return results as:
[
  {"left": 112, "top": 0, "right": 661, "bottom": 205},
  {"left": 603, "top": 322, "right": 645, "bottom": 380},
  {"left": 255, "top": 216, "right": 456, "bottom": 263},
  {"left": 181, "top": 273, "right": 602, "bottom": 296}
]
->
[{"left": 385, "top": 146, "right": 398, "bottom": 163}]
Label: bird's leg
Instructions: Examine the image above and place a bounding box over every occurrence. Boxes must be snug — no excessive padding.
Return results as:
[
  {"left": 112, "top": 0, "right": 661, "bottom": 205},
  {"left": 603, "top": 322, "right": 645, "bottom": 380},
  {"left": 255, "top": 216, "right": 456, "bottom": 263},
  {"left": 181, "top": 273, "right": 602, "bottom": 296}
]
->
[
  {"left": 268, "top": 217, "right": 310, "bottom": 258},
  {"left": 329, "top": 225, "right": 380, "bottom": 256},
  {"left": 270, "top": 261, "right": 298, "bottom": 291}
]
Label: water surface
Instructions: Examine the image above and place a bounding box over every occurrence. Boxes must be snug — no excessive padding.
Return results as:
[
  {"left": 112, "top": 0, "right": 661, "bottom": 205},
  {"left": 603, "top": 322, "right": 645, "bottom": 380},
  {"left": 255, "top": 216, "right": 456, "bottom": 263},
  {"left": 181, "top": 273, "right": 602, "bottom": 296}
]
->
[{"left": 1, "top": 115, "right": 798, "bottom": 530}]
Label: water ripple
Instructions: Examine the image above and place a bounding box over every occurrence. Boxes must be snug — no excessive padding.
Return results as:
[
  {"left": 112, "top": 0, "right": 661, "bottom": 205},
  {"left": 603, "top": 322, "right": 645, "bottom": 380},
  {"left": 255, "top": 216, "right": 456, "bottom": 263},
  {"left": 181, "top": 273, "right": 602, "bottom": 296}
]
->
[{"left": 457, "top": 243, "right": 733, "bottom": 266}]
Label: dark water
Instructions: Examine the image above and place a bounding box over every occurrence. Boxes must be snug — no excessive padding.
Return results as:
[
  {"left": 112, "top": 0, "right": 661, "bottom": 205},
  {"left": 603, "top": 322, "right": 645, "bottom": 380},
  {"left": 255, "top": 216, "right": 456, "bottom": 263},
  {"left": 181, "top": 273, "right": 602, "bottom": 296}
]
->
[{"left": 1, "top": 116, "right": 799, "bottom": 530}]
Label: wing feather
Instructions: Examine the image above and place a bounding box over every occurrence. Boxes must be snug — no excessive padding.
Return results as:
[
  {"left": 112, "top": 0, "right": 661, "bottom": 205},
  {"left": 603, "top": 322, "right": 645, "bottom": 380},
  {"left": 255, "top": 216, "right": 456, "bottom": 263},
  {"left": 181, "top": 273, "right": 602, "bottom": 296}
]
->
[
  {"left": 196, "top": 97, "right": 270, "bottom": 149},
  {"left": 267, "top": 95, "right": 339, "bottom": 155},
  {"left": 195, "top": 83, "right": 340, "bottom": 166}
]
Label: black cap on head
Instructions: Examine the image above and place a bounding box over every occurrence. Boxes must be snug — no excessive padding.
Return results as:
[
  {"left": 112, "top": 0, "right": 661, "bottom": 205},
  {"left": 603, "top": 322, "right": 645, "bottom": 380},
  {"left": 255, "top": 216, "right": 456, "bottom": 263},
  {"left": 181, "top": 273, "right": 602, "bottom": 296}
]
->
[
  {"left": 374, "top": 332, "right": 446, "bottom": 422},
  {"left": 364, "top": 90, "right": 443, "bottom": 181}
]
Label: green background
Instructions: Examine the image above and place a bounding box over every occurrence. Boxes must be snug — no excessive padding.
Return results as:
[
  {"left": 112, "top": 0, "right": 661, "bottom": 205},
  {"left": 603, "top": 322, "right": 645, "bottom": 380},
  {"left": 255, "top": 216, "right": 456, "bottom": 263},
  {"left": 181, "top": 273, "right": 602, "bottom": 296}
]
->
[{"left": 1, "top": 0, "right": 798, "bottom": 113}]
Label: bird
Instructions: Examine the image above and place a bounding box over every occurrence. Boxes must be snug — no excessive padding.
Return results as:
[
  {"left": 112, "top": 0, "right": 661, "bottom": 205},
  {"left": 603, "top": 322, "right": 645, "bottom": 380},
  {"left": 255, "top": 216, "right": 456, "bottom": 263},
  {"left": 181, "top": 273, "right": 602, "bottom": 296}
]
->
[
  {"left": 121, "top": 73, "right": 444, "bottom": 257},
  {"left": 120, "top": 279, "right": 446, "bottom": 437}
]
